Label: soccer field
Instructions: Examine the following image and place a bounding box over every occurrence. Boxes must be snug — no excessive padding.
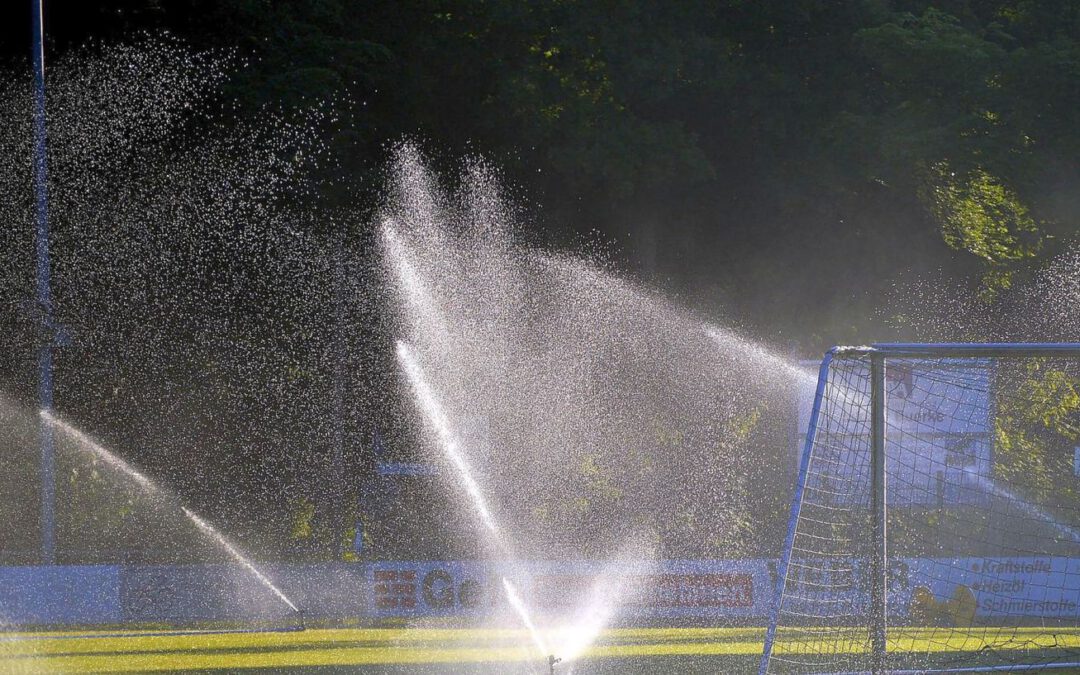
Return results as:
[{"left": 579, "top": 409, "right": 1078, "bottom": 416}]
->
[
  {"left": 4, "top": 626, "right": 1080, "bottom": 673},
  {"left": 2, "top": 627, "right": 758, "bottom": 674}
]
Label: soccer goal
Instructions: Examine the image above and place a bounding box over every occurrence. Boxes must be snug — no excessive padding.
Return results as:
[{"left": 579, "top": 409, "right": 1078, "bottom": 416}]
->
[{"left": 760, "top": 343, "right": 1080, "bottom": 674}]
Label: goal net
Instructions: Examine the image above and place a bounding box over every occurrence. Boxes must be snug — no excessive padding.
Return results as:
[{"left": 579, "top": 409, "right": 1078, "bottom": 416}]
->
[{"left": 760, "top": 344, "right": 1080, "bottom": 674}]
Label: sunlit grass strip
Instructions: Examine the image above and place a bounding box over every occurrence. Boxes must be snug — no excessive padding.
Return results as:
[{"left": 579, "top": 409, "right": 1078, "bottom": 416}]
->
[
  {"left": 0, "top": 627, "right": 765, "bottom": 659},
  {"left": 2, "top": 626, "right": 1079, "bottom": 672},
  {"left": 0, "top": 642, "right": 763, "bottom": 673},
  {"left": 0, "top": 646, "right": 545, "bottom": 673},
  {"left": 770, "top": 626, "right": 1080, "bottom": 654}
]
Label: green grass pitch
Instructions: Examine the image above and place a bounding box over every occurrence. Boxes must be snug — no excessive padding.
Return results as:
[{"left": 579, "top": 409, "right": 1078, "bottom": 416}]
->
[{"left": 2, "top": 626, "right": 1079, "bottom": 673}]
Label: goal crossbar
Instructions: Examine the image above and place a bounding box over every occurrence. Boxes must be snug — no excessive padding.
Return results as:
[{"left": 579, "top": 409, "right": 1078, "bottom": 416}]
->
[{"left": 844, "top": 344, "right": 1080, "bottom": 358}]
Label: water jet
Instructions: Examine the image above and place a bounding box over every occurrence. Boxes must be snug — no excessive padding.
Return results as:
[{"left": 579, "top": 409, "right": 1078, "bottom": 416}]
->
[{"left": 40, "top": 409, "right": 302, "bottom": 618}]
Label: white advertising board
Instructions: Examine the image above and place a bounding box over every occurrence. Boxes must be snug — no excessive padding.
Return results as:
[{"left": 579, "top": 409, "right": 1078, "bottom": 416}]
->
[{"left": 796, "top": 358, "right": 993, "bottom": 506}]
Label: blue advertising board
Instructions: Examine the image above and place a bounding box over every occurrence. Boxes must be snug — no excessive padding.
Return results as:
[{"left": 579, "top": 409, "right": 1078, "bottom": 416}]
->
[
  {"left": 367, "top": 559, "right": 773, "bottom": 620},
  {"left": 0, "top": 566, "right": 121, "bottom": 624},
  {"left": 0, "top": 556, "right": 1076, "bottom": 626}
]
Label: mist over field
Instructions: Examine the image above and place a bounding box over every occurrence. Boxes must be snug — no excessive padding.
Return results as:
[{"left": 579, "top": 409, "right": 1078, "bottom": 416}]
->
[{"left": 1, "top": 3, "right": 1080, "bottom": 672}]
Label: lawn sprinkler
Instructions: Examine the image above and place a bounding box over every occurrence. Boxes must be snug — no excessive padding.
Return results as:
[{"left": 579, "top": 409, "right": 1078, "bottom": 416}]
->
[{"left": 548, "top": 654, "right": 561, "bottom": 673}]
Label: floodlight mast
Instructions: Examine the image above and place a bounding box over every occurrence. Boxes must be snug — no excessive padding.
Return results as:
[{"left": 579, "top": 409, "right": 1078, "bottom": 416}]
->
[
  {"left": 31, "top": 0, "right": 57, "bottom": 565},
  {"left": 332, "top": 228, "right": 347, "bottom": 559}
]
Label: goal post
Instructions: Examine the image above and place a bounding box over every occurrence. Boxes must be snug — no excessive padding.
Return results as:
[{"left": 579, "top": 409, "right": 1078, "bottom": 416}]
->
[{"left": 761, "top": 343, "right": 1080, "bottom": 674}]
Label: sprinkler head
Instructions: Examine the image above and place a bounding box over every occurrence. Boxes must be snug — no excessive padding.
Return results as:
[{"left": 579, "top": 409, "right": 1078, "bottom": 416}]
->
[{"left": 547, "top": 654, "right": 561, "bottom": 674}]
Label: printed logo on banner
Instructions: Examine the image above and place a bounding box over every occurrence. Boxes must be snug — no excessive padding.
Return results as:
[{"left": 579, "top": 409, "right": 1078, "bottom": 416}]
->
[
  {"left": 654, "top": 573, "right": 753, "bottom": 608},
  {"left": 369, "top": 560, "right": 773, "bottom": 619},
  {"left": 530, "top": 572, "right": 755, "bottom": 610},
  {"left": 361, "top": 557, "right": 1080, "bottom": 622},
  {"left": 373, "top": 569, "right": 417, "bottom": 609},
  {"left": 369, "top": 563, "right": 495, "bottom": 616},
  {"left": 888, "top": 363, "right": 916, "bottom": 399},
  {"left": 903, "top": 557, "right": 1080, "bottom": 620}
]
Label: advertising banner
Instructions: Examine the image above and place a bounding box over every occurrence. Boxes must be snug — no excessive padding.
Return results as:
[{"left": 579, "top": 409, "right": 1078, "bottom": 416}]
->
[
  {"left": 0, "top": 565, "right": 121, "bottom": 624},
  {"left": 903, "top": 557, "right": 1080, "bottom": 621},
  {"left": 367, "top": 559, "right": 772, "bottom": 620},
  {"left": 1, "top": 556, "right": 1078, "bottom": 625},
  {"left": 367, "top": 556, "right": 1080, "bottom": 623},
  {"left": 796, "top": 358, "right": 993, "bottom": 506}
]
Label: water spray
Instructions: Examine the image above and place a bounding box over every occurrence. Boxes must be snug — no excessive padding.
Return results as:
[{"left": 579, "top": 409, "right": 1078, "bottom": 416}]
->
[
  {"left": 40, "top": 410, "right": 303, "bottom": 622},
  {"left": 704, "top": 325, "right": 815, "bottom": 385},
  {"left": 396, "top": 341, "right": 558, "bottom": 660},
  {"left": 967, "top": 471, "right": 1080, "bottom": 545},
  {"left": 181, "top": 506, "right": 301, "bottom": 615},
  {"left": 382, "top": 149, "right": 810, "bottom": 666},
  {"left": 394, "top": 340, "right": 499, "bottom": 533}
]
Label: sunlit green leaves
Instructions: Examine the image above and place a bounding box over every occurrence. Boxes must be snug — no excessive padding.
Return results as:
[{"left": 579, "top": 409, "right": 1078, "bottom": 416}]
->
[
  {"left": 995, "top": 360, "right": 1080, "bottom": 506},
  {"left": 920, "top": 161, "right": 1043, "bottom": 294}
]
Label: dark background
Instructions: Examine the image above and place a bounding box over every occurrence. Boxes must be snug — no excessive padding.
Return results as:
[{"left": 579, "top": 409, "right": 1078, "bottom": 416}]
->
[
  {"left": 0, "top": 1, "right": 1078, "bottom": 562},
  {"left": 6, "top": 0, "right": 1078, "bottom": 342}
]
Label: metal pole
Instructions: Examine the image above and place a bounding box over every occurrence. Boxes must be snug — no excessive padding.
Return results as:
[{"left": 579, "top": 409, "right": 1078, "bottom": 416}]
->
[
  {"left": 331, "top": 229, "right": 346, "bottom": 559},
  {"left": 31, "top": 0, "right": 56, "bottom": 566},
  {"left": 869, "top": 354, "right": 888, "bottom": 673},
  {"left": 759, "top": 350, "right": 835, "bottom": 675}
]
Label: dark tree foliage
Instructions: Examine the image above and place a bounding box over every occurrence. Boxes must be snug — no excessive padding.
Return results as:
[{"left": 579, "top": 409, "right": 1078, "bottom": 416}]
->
[
  {"left": 2, "top": 1, "right": 1079, "bottom": 560},
  {"left": 4, "top": 0, "right": 1078, "bottom": 339}
]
